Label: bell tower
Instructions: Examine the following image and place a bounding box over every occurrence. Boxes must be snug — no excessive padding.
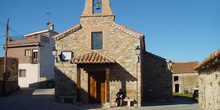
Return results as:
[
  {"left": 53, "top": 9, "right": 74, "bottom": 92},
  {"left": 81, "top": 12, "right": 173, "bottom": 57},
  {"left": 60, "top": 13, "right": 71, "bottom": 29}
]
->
[{"left": 81, "top": 0, "right": 114, "bottom": 19}]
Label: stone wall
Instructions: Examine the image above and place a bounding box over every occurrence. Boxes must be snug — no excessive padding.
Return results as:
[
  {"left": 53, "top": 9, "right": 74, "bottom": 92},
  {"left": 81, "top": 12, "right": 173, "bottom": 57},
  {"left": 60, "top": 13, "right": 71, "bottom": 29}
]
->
[
  {"left": 54, "top": 16, "right": 142, "bottom": 106},
  {"left": 0, "top": 57, "right": 19, "bottom": 96},
  {"left": 198, "top": 66, "right": 220, "bottom": 110},
  {"left": 0, "top": 81, "right": 19, "bottom": 96},
  {"left": 0, "top": 57, "right": 18, "bottom": 81},
  {"left": 173, "top": 73, "right": 198, "bottom": 93},
  {"left": 142, "top": 52, "right": 173, "bottom": 102}
]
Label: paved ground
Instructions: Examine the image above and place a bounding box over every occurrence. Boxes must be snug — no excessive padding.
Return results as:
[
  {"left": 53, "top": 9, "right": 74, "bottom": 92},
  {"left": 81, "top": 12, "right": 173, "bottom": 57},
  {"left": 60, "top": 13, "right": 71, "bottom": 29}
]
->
[{"left": 0, "top": 88, "right": 198, "bottom": 110}]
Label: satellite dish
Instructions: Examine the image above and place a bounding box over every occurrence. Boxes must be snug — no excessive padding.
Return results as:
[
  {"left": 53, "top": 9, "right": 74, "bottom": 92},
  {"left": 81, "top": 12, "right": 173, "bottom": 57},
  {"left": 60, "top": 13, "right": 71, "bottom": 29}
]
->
[{"left": 46, "top": 22, "right": 51, "bottom": 26}]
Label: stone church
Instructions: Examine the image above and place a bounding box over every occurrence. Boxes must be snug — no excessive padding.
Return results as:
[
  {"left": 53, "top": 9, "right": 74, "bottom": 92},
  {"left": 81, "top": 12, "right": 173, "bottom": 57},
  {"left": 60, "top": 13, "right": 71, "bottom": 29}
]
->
[{"left": 52, "top": 0, "right": 172, "bottom": 107}]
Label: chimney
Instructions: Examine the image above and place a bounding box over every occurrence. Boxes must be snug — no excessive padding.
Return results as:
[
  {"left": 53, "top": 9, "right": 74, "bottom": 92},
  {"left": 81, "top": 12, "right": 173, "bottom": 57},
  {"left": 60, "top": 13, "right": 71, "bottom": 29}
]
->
[{"left": 49, "top": 24, "right": 54, "bottom": 31}]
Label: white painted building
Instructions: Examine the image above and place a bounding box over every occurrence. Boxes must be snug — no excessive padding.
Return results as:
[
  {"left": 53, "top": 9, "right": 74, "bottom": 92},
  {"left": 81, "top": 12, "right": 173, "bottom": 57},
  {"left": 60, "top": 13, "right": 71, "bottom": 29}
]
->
[{"left": 6, "top": 25, "right": 58, "bottom": 88}]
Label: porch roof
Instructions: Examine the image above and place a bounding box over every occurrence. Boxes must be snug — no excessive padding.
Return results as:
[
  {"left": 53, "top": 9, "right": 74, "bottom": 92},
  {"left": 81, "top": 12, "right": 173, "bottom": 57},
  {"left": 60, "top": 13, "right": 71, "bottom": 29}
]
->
[{"left": 70, "top": 51, "right": 115, "bottom": 64}]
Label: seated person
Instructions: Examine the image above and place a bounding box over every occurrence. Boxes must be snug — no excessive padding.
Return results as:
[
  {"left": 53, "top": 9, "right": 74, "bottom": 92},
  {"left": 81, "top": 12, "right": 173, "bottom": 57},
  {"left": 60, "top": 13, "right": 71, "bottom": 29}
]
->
[{"left": 116, "top": 89, "right": 125, "bottom": 106}]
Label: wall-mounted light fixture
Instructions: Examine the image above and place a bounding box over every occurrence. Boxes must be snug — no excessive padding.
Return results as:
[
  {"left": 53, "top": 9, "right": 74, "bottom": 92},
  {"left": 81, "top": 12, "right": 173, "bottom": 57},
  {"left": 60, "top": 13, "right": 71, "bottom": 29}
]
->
[
  {"left": 51, "top": 48, "right": 58, "bottom": 62},
  {"left": 168, "top": 60, "right": 173, "bottom": 71},
  {"left": 135, "top": 46, "right": 141, "bottom": 63}
]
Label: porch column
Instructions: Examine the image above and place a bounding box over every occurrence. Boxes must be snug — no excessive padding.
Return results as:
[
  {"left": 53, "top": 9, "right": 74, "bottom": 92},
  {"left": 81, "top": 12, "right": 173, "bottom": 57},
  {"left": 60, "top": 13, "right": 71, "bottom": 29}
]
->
[
  {"left": 77, "top": 66, "right": 81, "bottom": 102},
  {"left": 106, "top": 67, "right": 110, "bottom": 102}
]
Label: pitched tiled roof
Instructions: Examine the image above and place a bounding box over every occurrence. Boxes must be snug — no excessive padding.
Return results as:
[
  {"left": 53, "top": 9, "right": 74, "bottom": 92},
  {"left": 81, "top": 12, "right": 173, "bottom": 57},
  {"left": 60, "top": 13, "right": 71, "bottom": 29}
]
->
[
  {"left": 52, "top": 24, "right": 82, "bottom": 41},
  {"left": 172, "top": 61, "right": 199, "bottom": 74},
  {"left": 70, "top": 51, "right": 115, "bottom": 64},
  {"left": 194, "top": 49, "right": 220, "bottom": 70}
]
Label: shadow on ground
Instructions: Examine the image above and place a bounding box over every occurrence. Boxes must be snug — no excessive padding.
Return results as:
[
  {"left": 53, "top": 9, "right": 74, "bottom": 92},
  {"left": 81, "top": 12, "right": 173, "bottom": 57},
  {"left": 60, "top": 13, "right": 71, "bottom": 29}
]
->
[{"left": 142, "top": 97, "right": 198, "bottom": 107}]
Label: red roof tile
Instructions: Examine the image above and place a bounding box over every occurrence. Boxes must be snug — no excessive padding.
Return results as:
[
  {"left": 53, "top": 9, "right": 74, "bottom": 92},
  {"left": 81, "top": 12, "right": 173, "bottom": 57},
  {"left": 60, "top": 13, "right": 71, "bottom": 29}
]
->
[
  {"left": 194, "top": 49, "right": 220, "bottom": 70},
  {"left": 70, "top": 51, "right": 115, "bottom": 64},
  {"left": 172, "top": 61, "right": 199, "bottom": 74}
]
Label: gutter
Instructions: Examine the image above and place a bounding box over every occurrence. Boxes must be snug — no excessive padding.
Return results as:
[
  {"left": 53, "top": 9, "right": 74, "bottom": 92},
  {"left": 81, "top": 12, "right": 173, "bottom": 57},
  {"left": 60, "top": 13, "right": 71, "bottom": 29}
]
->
[{"left": 4, "top": 43, "right": 40, "bottom": 48}]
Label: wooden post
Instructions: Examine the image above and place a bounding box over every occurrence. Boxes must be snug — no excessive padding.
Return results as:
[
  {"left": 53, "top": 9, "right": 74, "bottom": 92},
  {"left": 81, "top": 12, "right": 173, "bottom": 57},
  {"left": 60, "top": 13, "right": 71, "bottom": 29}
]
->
[
  {"left": 106, "top": 67, "right": 110, "bottom": 102},
  {"left": 3, "top": 18, "right": 9, "bottom": 96},
  {"left": 77, "top": 66, "right": 81, "bottom": 102}
]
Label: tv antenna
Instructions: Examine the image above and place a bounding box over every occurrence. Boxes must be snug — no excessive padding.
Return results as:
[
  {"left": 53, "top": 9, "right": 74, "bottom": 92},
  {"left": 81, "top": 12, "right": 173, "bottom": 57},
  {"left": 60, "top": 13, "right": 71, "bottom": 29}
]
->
[{"left": 46, "top": 13, "right": 51, "bottom": 22}]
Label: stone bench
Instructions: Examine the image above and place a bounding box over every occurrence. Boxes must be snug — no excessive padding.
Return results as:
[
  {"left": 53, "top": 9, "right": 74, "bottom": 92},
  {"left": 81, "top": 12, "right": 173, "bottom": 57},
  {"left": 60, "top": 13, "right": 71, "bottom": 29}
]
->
[
  {"left": 124, "top": 99, "right": 134, "bottom": 107},
  {"left": 58, "top": 96, "right": 77, "bottom": 104},
  {"left": 111, "top": 98, "right": 134, "bottom": 107}
]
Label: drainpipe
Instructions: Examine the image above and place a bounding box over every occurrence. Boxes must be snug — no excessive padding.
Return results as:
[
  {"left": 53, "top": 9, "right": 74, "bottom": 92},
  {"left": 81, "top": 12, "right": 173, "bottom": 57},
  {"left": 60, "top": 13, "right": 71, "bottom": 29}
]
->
[{"left": 136, "top": 61, "right": 138, "bottom": 108}]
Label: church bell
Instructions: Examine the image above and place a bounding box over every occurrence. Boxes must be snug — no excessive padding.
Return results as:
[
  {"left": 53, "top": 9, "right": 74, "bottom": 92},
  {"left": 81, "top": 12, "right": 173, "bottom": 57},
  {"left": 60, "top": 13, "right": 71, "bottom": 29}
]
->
[{"left": 96, "top": 3, "right": 101, "bottom": 9}]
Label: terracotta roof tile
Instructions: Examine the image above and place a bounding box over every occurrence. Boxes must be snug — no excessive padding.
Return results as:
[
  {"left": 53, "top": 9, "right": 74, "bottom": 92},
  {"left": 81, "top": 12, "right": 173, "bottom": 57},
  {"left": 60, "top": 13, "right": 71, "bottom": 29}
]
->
[
  {"left": 194, "top": 49, "right": 220, "bottom": 70},
  {"left": 70, "top": 51, "right": 115, "bottom": 64},
  {"left": 172, "top": 61, "right": 199, "bottom": 74}
]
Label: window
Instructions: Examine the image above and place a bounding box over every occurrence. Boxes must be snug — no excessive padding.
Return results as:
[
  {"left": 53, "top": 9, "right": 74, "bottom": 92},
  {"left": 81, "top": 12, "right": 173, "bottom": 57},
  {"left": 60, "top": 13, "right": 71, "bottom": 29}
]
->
[
  {"left": 32, "top": 49, "right": 38, "bottom": 63},
  {"left": 92, "top": 32, "right": 103, "bottom": 50},
  {"left": 25, "top": 49, "right": 31, "bottom": 56},
  {"left": 174, "top": 76, "right": 179, "bottom": 81},
  {"left": 19, "top": 69, "right": 26, "bottom": 77},
  {"left": 35, "top": 35, "right": 38, "bottom": 39}
]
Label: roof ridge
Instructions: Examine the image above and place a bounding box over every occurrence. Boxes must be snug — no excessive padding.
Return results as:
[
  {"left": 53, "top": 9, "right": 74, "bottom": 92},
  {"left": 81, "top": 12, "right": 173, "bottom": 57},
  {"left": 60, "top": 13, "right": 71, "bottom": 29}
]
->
[
  {"left": 194, "top": 49, "right": 220, "bottom": 70},
  {"left": 174, "top": 61, "right": 199, "bottom": 64},
  {"left": 71, "top": 50, "right": 115, "bottom": 64},
  {"left": 52, "top": 24, "right": 82, "bottom": 40},
  {"left": 114, "top": 23, "right": 144, "bottom": 39}
]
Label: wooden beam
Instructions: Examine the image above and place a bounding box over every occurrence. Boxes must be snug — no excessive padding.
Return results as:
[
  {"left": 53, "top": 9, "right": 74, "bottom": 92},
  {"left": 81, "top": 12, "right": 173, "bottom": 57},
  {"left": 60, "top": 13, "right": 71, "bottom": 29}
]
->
[
  {"left": 106, "top": 67, "right": 110, "bottom": 102},
  {"left": 77, "top": 66, "right": 81, "bottom": 102}
]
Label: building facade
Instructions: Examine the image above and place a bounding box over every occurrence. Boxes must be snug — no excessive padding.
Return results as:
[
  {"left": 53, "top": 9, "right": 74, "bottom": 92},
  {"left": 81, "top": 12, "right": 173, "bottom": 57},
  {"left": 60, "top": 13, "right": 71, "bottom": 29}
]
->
[
  {"left": 195, "top": 49, "right": 220, "bottom": 110},
  {"left": 172, "top": 61, "right": 199, "bottom": 94},
  {"left": 53, "top": 0, "right": 172, "bottom": 106},
  {"left": 5, "top": 25, "right": 57, "bottom": 88}
]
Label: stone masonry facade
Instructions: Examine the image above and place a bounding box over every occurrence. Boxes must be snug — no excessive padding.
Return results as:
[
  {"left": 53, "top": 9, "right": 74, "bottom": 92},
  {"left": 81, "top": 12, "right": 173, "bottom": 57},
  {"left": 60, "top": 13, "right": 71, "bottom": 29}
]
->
[
  {"left": 54, "top": 16, "right": 142, "bottom": 106},
  {"left": 142, "top": 52, "right": 173, "bottom": 102},
  {"left": 53, "top": 0, "right": 172, "bottom": 107},
  {"left": 198, "top": 67, "right": 220, "bottom": 110},
  {"left": 195, "top": 49, "right": 220, "bottom": 110}
]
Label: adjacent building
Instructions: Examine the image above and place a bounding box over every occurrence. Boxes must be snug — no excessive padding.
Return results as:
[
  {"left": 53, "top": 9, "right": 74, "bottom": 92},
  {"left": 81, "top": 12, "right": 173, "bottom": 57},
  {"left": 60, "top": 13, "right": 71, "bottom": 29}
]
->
[
  {"left": 52, "top": 0, "right": 172, "bottom": 107},
  {"left": 4, "top": 25, "right": 58, "bottom": 88},
  {"left": 194, "top": 49, "right": 220, "bottom": 110},
  {"left": 172, "top": 61, "right": 199, "bottom": 94}
]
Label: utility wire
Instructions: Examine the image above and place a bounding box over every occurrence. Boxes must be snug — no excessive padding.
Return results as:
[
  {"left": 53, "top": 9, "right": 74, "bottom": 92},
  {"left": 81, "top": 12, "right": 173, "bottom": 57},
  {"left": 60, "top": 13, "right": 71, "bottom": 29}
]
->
[
  {"left": 0, "top": 21, "right": 7, "bottom": 26},
  {"left": 0, "top": 20, "right": 41, "bottom": 45},
  {"left": 0, "top": 21, "right": 25, "bottom": 39}
]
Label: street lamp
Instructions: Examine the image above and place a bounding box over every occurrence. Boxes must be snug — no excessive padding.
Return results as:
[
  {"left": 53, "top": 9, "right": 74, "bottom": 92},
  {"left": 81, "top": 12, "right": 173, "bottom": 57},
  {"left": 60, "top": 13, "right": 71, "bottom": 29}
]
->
[
  {"left": 135, "top": 46, "right": 141, "bottom": 63},
  {"left": 51, "top": 48, "right": 57, "bottom": 57},
  {"left": 168, "top": 60, "right": 173, "bottom": 71},
  {"left": 135, "top": 46, "right": 141, "bottom": 55},
  {"left": 135, "top": 46, "right": 141, "bottom": 108},
  {"left": 51, "top": 48, "right": 58, "bottom": 62}
]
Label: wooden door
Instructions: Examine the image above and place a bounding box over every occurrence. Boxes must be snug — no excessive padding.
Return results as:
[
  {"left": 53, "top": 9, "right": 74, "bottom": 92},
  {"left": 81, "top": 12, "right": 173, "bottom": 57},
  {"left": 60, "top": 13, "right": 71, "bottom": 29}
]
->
[{"left": 89, "top": 72, "right": 105, "bottom": 103}]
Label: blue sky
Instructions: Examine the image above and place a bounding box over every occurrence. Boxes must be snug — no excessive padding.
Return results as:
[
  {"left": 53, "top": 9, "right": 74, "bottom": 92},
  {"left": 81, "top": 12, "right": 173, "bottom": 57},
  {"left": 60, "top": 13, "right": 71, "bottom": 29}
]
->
[{"left": 0, "top": 0, "right": 219, "bottom": 63}]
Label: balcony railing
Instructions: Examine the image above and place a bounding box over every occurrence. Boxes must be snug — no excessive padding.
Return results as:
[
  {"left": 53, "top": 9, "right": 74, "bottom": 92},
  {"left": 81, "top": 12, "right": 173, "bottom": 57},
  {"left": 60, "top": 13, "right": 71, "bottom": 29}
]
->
[{"left": 28, "top": 56, "right": 38, "bottom": 64}]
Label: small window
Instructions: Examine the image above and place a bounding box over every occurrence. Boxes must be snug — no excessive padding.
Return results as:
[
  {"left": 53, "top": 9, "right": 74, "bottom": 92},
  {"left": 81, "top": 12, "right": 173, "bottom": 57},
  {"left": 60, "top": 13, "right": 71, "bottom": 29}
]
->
[
  {"left": 174, "top": 76, "right": 179, "bottom": 81},
  {"left": 19, "top": 69, "right": 26, "bottom": 77},
  {"left": 25, "top": 49, "right": 31, "bottom": 56},
  {"left": 35, "top": 35, "right": 38, "bottom": 39},
  {"left": 92, "top": 32, "right": 103, "bottom": 50}
]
